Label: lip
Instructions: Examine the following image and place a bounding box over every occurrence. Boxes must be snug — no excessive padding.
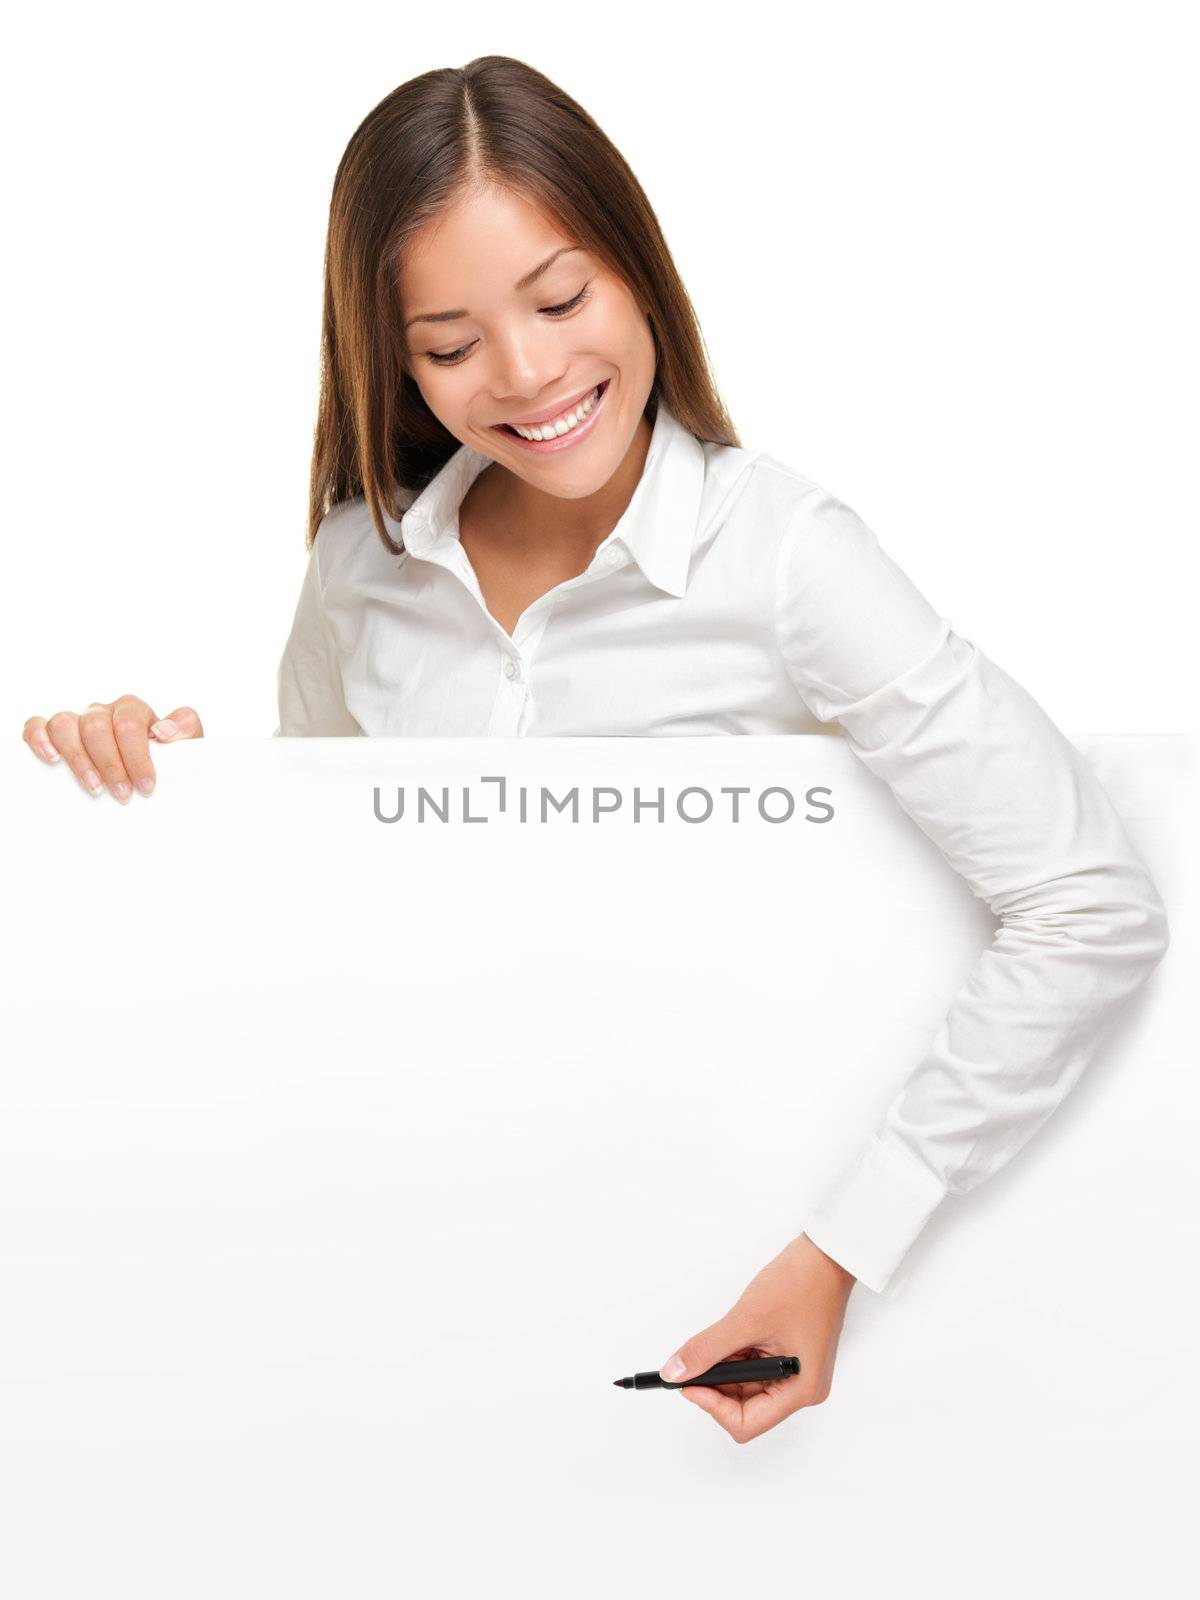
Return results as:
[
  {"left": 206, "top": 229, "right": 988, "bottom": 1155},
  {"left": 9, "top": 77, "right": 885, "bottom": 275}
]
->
[
  {"left": 497, "top": 382, "right": 605, "bottom": 428},
  {"left": 491, "top": 379, "right": 610, "bottom": 455}
]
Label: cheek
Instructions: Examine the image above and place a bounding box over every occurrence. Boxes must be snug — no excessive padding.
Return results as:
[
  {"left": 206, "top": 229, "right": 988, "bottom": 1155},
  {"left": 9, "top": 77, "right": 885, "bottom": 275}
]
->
[
  {"left": 404, "top": 361, "right": 441, "bottom": 410},
  {"left": 594, "top": 298, "right": 652, "bottom": 362},
  {"left": 412, "top": 367, "right": 459, "bottom": 412},
  {"left": 614, "top": 311, "right": 656, "bottom": 373}
]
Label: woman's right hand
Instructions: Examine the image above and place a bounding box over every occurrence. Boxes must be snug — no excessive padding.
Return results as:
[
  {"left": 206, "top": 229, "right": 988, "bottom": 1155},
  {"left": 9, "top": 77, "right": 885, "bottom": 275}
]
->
[{"left": 22, "top": 697, "right": 204, "bottom": 802}]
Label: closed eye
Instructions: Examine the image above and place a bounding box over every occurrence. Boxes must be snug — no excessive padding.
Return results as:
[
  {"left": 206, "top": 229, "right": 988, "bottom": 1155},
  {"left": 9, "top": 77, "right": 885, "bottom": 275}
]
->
[{"left": 424, "top": 283, "right": 593, "bottom": 367}]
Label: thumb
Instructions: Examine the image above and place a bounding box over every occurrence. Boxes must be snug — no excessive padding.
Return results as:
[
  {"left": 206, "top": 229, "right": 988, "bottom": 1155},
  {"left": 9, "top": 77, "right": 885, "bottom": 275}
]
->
[
  {"left": 659, "top": 1309, "right": 754, "bottom": 1384},
  {"left": 150, "top": 705, "right": 205, "bottom": 741}
]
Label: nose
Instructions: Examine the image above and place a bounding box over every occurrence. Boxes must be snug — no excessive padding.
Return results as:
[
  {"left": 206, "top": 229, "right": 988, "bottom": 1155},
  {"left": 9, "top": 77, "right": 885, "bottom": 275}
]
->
[{"left": 487, "top": 326, "right": 569, "bottom": 404}]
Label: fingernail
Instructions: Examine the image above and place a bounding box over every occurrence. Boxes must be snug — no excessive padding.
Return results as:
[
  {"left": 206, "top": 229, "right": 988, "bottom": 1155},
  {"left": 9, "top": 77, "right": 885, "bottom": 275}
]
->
[
  {"left": 112, "top": 783, "right": 131, "bottom": 803},
  {"left": 82, "top": 769, "right": 103, "bottom": 794},
  {"left": 660, "top": 1355, "right": 686, "bottom": 1381},
  {"left": 151, "top": 719, "right": 178, "bottom": 738},
  {"left": 136, "top": 776, "right": 155, "bottom": 795},
  {"left": 39, "top": 742, "right": 59, "bottom": 762}
]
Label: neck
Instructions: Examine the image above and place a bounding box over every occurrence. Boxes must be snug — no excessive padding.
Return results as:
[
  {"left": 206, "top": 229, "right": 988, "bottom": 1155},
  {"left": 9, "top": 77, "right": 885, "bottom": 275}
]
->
[{"left": 474, "top": 413, "right": 653, "bottom": 561}]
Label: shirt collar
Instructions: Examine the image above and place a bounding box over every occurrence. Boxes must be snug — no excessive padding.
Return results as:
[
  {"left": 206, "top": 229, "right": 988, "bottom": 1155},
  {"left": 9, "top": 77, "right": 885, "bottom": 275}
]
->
[{"left": 393, "top": 397, "right": 706, "bottom": 598}]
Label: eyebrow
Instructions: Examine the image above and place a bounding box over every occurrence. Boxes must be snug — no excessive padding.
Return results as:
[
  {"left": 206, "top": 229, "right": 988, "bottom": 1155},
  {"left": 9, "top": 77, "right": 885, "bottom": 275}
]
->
[{"left": 402, "top": 246, "right": 585, "bottom": 332}]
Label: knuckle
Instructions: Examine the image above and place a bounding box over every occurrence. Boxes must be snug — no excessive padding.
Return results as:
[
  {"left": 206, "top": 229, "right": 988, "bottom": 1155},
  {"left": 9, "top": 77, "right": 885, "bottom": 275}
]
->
[{"left": 45, "top": 710, "right": 75, "bottom": 732}]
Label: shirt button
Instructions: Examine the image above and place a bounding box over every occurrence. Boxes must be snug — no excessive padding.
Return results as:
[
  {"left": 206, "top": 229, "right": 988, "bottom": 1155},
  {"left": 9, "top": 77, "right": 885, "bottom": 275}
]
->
[
  {"left": 504, "top": 659, "right": 518, "bottom": 680},
  {"left": 605, "top": 546, "right": 622, "bottom": 566}
]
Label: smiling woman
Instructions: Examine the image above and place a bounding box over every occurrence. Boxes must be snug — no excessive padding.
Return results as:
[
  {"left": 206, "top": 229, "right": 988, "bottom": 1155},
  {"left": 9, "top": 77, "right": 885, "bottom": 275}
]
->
[{"left": 22, "top": 52, "right": 1171, "bottom": 1448}]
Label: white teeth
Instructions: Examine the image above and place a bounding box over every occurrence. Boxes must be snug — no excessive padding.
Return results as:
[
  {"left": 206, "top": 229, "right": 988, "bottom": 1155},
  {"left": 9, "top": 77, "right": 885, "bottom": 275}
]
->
[{"left": 512, "top": 385, "right": 601, "bottom": 441}]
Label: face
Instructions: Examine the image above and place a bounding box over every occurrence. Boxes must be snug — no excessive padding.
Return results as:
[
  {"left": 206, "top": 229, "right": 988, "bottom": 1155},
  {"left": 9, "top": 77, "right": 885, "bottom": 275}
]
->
[{"left": 397, "top": 184, "right": 657, "bottom": 505}]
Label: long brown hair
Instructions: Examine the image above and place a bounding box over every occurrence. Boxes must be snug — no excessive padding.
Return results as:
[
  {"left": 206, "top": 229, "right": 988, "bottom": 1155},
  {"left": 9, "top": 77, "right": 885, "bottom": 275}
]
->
[{"left": 307, "top": 55, "right": 740, "bottom": 555}]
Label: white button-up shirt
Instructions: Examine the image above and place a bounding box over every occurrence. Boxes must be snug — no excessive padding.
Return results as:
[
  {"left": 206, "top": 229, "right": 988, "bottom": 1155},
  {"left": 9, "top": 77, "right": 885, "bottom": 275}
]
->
[{"left": 275, "top": 399, "right": 1170, "bottom": 1292}]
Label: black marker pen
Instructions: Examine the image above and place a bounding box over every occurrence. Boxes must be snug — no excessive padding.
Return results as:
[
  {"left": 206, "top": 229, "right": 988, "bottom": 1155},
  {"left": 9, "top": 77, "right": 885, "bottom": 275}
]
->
[{"left": 613, "top": 1356, "right": 801, "bottom": 1390}]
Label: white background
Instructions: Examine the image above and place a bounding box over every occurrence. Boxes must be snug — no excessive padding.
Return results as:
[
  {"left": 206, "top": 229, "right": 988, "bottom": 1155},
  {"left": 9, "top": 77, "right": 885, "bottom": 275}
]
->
[
  {"left": 2, "top": 0, "right": 1196, "bottom": 741},
  {"left": 3, "top": 3, "right": 1197, "bottom": 1595}
]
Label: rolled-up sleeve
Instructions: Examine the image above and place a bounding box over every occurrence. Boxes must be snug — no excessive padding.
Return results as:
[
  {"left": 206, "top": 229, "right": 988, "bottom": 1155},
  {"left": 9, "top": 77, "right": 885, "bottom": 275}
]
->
[
  {"left": 273, "top": 526, "right": 362, "bottom": 737},
  {"left": 775, "top": 487, "right": 1171, "bottom": 1294}
]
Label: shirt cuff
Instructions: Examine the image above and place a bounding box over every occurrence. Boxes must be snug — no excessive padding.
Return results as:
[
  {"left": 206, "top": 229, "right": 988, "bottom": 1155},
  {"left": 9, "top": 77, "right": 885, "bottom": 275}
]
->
[{"left": 802, "top": 1133, "right": 948, "bottom": 1294}]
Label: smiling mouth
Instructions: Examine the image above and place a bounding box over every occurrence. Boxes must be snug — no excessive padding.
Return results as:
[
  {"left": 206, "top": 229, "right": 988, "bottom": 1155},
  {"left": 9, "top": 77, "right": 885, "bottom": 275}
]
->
[{"left": 492, "top": 379, "right": 609, "bottom": 439}]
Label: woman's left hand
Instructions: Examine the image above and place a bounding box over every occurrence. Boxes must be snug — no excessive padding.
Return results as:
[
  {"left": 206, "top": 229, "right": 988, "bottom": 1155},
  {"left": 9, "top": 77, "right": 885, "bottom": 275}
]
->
[{"left": 659, "top": 1232, "right": 857, "bottom": 1443}]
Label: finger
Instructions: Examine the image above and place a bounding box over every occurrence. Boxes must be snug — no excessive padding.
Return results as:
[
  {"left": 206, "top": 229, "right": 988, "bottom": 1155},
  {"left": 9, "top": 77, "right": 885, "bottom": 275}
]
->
[
  {"left": 678, "top": 1383, "right": 744, "bottom": 1435},
  {"left": 110, "top": 695, "right": 159, "bottom": 797},
  {"left": 43, "top": 712, "right": 105, "bottom": 797},
  {"left": 680, "top": 1381, "right": 802, "bottom": 1444},
  {"left": 23, "top": 716, "right": 62, "bottom": 764},
  {"left": 735, "top": 1385, "right": 810, "bottom": 1441},
  {"left": 150, "top": 705, "right": 204, "bottom": 741},
  {"left": 78, "top": 703, "right": 133, "bottom": 803},
  {"left": 660, "top": 1322, "right": 765, "bottom": 1386}
]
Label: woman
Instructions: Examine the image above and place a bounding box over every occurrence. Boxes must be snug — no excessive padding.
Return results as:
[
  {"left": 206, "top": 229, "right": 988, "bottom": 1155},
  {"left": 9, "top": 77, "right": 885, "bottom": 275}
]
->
[{"left": 20, "top": 56, "right": 1170, "bottom": 1442}]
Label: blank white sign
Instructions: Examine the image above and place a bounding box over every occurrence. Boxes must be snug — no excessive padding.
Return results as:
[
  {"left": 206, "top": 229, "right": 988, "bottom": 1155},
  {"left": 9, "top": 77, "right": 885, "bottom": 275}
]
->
[{"left": 2, "top": 733, "right": 1193, "bottom": 1597}]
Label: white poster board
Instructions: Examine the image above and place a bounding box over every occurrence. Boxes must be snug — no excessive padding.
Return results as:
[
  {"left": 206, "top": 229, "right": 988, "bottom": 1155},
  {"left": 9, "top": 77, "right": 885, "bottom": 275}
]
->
[{"left": 2, "top": 734, "right": 1193, "bottom": 1596}]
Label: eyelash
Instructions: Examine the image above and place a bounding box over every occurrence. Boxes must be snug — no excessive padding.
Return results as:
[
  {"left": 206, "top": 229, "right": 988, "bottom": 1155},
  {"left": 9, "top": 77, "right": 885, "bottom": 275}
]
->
[{"left": 424, "top": 283, "right": 593, "bottom": 367}]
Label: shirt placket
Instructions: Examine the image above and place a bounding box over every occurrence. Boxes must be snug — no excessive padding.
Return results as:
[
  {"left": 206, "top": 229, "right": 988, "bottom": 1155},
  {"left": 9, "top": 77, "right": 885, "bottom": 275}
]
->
[{"left": 424, "top": 533, "right": 631, "bottom": 736}]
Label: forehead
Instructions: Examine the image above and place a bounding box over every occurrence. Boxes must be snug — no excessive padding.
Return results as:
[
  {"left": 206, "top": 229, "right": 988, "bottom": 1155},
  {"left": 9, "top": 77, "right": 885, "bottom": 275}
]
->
[{"left": 399, "top": 186, "right": 577, "bottom": 302}]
